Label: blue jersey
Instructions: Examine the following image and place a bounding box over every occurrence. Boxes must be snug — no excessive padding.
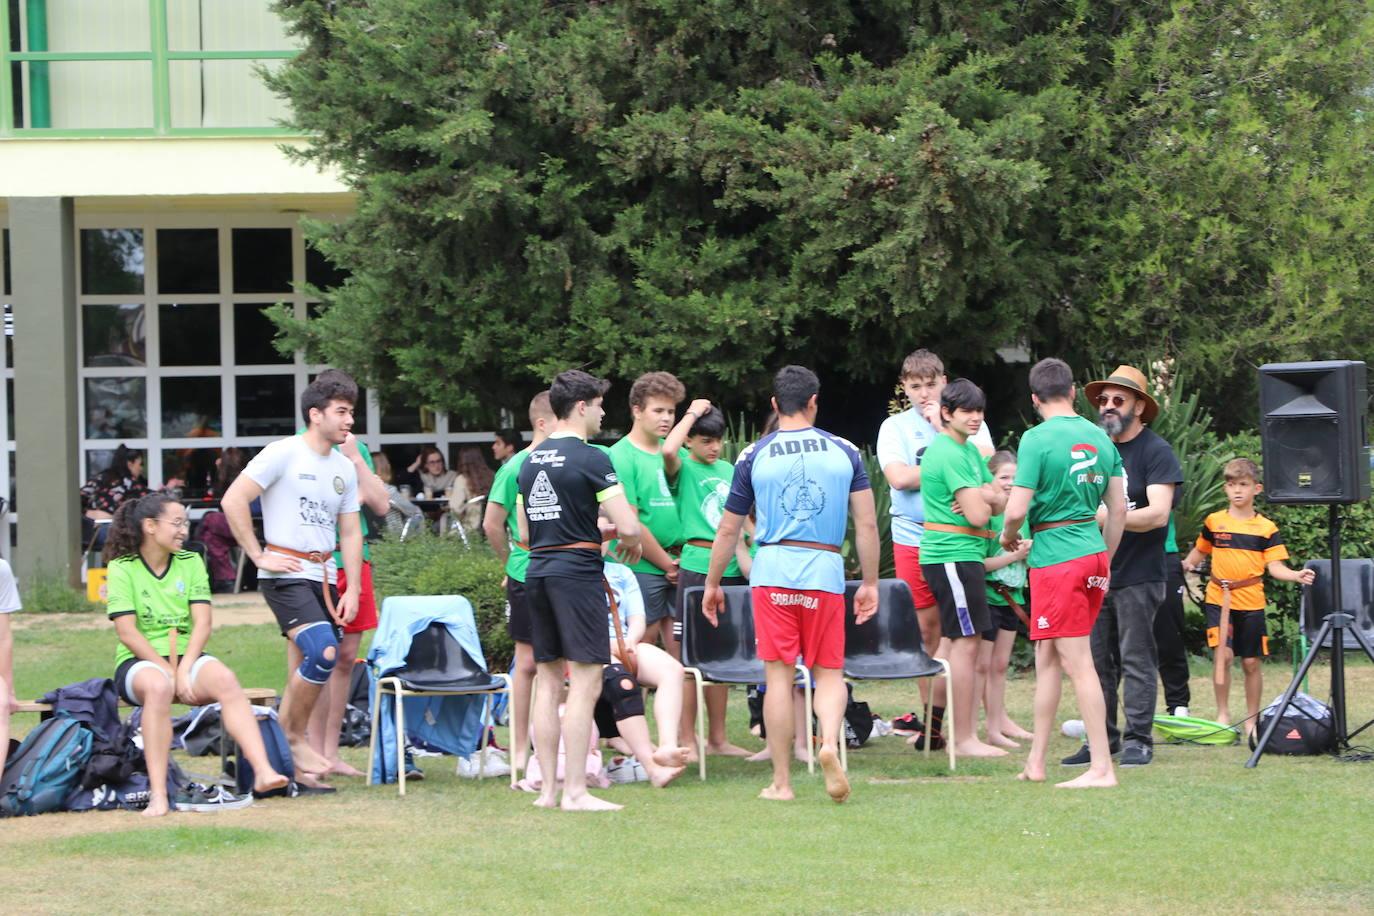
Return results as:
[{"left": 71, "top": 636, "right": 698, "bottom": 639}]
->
[
  {"left": 876, "top": 407, "right": 995, "bottom": 547},
  {"left": 724, "top": 427, "right": 870, "bottom": 594}
]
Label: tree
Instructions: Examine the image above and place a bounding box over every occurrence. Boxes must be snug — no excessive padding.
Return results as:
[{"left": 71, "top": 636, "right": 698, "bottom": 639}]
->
[{"left": 268, "top": 1, "right": 1374, "bottom": 430}]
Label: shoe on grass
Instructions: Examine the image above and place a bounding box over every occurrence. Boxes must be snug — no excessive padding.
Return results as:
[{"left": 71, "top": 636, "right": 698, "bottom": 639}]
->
[
  {"left": 1061, "top": 719, "right": 1086, "bottom": 739},
  {"left": 1171, "top": 706, "right": 1190, "bottom": 718},
  {"left": 1119, "top": 745, "right": 1153, "bottom": 767},
  {"left": 891, "top": 712, "right": 925, "bottom": 737},
  {"left": 456, "top": 753, "right": 512, "bottom": 778},
  {"left": 174, "top": 783, "right": 253, "bottom": 812},
  {"left": 1060, "top": 742, "right": 1120, "bottom": 767}
]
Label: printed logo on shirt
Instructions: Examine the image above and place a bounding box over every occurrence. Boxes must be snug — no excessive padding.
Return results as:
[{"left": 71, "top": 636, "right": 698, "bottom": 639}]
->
[
  {"left": 1069, "top": 443, "right": 1104, "bottom": 485},
  {"left": 779, "top": 456, "right": 826, "bottom": 522},
  {"left": 527, "top": 470, "right": 562, "bottom": 521},
  {"left": 299, "top": 497, "right": 334, "bottom": 529},
  {"left": 769, "top": 591, "right": 820, "bottom": 610},
  {"left": 298, "top": 473, "right": 317, "bottom": 481},
  {"left": 1037, "top": 615, "right": 1050, "bottom": 630},
  {"left": 333, "top": 475, "right": 345, "bottom": 495},
  {"left": 176, "top": 579, "right": 186, "bottom": 595},
  {"left": 529, "top": 448, "right": 566, "bottom": 468},
  {"left": 701, "top": 478, "right": 729, "bottom": 529}
]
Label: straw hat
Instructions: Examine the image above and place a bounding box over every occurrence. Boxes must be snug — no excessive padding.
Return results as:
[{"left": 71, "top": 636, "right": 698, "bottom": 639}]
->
[{"left": 1085, "top": 365, "right": 1159, "bottom": 424}]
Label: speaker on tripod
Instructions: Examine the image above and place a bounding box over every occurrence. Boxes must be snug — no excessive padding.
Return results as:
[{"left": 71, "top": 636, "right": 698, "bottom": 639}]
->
[{"left": 1248, "top": 361, "right": 1374, "bottom": 766}]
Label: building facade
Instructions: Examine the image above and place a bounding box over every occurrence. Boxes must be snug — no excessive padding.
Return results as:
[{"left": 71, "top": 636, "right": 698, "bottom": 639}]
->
[{"left": 1, "top": 1, "right": 499, "bottom": 582}]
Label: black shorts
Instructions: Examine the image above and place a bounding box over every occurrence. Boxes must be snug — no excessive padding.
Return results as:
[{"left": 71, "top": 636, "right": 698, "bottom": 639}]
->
[
  {"left": 593, "top": 664, "right": 645, "bottom": 739},
  {"left": 1205, "top": 604, "right": 1269, "bottom": 658},
  {"left": 527, "top": 574, "right": 611, "bottom": 665},
  {"left": 922, "top": 561, "right": 992, "bottom": 639},
  {"left": 507, "top": 577, "right": 533, "bottom": 644},
  {"left": 261, "top": 577, "right": 340, "bottom": 638},
  {"left": 674, "top": 569, "right": 748, "bottom": 621},
  {"left": 113, "top": 654, "right": 218, "bottom": 706},
  {"left": 981, "top": 603, "right": 1022, "bottom": 641}
]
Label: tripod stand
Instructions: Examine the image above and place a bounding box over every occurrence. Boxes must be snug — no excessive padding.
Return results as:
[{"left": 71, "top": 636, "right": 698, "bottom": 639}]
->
[{"left": 1246, "top": 505, "right": 1374, "bottom": 767}]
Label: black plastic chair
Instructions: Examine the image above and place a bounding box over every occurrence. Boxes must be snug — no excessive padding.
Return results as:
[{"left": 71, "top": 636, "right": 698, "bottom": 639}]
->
[
  {"left": 368, "top": 612, "right": 510, "bottom": 795},
  {"left": 843, "top": 578, "right": 955, "bottom": 769},
  {"left": 1300, "top": 560, "right": 1374, "bottom": 651}
]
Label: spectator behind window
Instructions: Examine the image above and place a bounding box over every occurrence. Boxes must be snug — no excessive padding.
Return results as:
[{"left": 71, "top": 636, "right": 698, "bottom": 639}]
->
[
  {"left": 79, "top": 444, "right": 149, "bottom": 520},
  {"left": 408, "top": 445, "right": 457, "bottom": 497},
  {"left": 374, "top": 452, "right": 423, "bottom": 535},
  {"left": 448, "top": 446, "right": 494, "bottom": 532}
]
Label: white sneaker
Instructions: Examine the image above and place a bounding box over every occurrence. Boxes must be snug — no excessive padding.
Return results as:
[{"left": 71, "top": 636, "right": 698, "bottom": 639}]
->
[
  {"left": 1171, "top": 706, "right": 1190, "bottom": 718},
  {"left": 456, "top": 753, "right": 512, "bottom": 778},
  {"left": 1061, "top": 719, "right": 1086, "bottom": 739},
  {"left": 606, "top": 756, "right": 648, "bottom": 784}
]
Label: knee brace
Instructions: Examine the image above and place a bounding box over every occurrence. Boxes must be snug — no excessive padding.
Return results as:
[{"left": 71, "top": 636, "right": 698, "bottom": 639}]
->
[
  {"left": 601, "top": 664, "right": 644, "bottom": 721},
  {"left": 293, "top": 622, "right": 339, "bottom": 685}
]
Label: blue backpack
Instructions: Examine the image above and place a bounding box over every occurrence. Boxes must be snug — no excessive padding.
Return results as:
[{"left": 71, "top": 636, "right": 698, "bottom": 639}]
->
[
  {"left": 0, "top": 712, "right": 96, "bottom": 817},
  {"left": 235, "top": 715, "right": 295, "bottom": 798}
]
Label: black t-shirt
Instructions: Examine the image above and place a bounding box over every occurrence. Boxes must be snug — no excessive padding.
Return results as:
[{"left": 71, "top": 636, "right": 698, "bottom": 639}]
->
[
  {"left": 1111, "top": 427, "right": 1183, "bottom": 587},
  {"left": 518, "top": 434, "right": 622, "bottom": 580}
]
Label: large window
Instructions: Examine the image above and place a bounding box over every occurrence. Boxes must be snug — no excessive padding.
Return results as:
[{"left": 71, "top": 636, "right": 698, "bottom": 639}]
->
[
  {"left": 76, "top": 213, "right": 500, "bottom": 498},
  {"left": 0, "top": 0, "right": 298, "bottom": 137}
]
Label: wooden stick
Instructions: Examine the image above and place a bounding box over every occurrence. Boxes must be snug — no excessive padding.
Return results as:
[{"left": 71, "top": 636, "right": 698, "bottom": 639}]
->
[
  {"left": 1212, "top": 591, "right": 1230, "bottom": 686},
  {"left": 168, "top": 627, "right": 180, "bottom": 673}
]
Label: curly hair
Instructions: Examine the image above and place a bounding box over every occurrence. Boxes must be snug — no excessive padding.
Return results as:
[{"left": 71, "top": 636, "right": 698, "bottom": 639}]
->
[
  {"left": 103, "top": 493, "right": 180, "bottom": 564},
  {"left": 628, "top": 371, "right": 685, "bottom": 410}
]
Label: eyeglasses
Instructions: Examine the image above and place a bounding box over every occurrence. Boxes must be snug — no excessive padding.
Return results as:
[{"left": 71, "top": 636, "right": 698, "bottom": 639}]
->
[
  {"left": 1096, "top": 394, "right": 1130, "bottom": 408},
  {"left": 159, "top": 517, "right": 190, "bottom": 530},
  {"left": 425, "top": 458, "right": 444, "bottom": 466}
]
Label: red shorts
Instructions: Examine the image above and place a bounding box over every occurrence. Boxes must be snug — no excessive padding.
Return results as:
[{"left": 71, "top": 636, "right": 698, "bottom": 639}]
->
[
  {"left": 1027, "top": 553, "right": 1109, "bottom": 640},
  {"left": 337, "top": 561, "right": 379, "bottom": 635},
  {"left": 893, "top": 544, "right": 936, "bottom": 609},
  {"left": 752, "top": 587, "right": 845, "bottom": 670}
]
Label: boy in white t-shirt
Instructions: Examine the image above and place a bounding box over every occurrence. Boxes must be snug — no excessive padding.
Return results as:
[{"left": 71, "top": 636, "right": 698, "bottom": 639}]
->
[
  {"left": 875, "top": 350, "right": 993, "bottom": 747},
  {"left": 222, "top": 372, "right": 362, "bottom": 778}
]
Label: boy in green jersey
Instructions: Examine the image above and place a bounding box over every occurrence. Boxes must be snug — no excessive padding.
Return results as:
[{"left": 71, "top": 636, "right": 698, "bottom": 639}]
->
[
  {"left": 979, "top": 451, "right": 1034, "bottom": 748},
  {"left": 1001, "top": 358, "right": 1126, "bottom": 788},
  {"left": 483, "top": 391, "right": 555, "bottom": 778},
  {"left": 663, "top": 401, "right": 755, "bottom": 757},
  {"left": 609, "top": 372, "right": 686, "bottom": 647},
  {"left": 917, "top": 379, "right": 1010, "bottom": 760}
]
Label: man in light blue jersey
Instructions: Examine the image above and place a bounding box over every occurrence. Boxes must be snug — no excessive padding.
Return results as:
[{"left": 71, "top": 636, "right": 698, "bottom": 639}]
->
[{"left": 704, "top": 366, "right": 880, "bottom": 804}]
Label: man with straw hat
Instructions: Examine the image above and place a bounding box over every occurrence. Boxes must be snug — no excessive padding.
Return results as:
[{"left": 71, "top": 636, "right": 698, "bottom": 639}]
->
[{"left": 1061, "top": 365, "right": 1182, "bottom": 770}]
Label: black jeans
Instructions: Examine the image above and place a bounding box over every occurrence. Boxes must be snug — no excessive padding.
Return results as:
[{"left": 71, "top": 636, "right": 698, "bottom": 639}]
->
[
  {"left": 1153, "top": 554, "right": 1191, "bottom": 711},
  {"left": 1091, "top": 580, "right": 1165, "bottom": 748}
]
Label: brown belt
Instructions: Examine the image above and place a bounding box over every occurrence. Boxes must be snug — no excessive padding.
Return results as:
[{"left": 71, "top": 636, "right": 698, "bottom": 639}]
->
[
  {"left": 758, "top": 539, "right": 841, "bottom": 554},
  {"left": 686, "top": 538, "right": 715, "bottom": 549},
  {"left": 1210, "top": 575, "right": 1263, "bottom": 592},
  {"left": 1031, "top": 517, "right": 1096, "bottom": 534},
  {"left": 990, "top": 583, "right": 1032, "bottom": 629},
  {"left": 924, "top": 521, "right": 994, "bottom": 539},
  {"left": 605, "top": 579, "right": 637, "bottom": 679},
  {"left": 512, "top": 538, "right": 530, "bottom": 551},
  {"left": 531, "top": 541, "right": 601, "bottom": 551},
  {"left": 1210, "top": 574, "right": 1263, "bottom": 685},
  {"left": 265, "top": 544, "right": 337, "bottom": 619}
]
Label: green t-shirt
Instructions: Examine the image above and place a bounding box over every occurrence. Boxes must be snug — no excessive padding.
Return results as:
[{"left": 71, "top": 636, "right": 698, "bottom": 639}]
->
[
  {"left": 1013, "top": 414, "right": 1123, "bottom": 568},
  {"left": 106, "top": 551, "right": 211, "bottom": 665},
  {"left": 489, "top": 447, "right": 531, "bottom": 582},
  {"left": 985, "top": 514, "right": 1029, "bottom": 607},
  {"left": 671, "top": 450, "right": 741, "bottom": 578},
  {"left": 609, "top": 436, "right": 683, "bottom": 576},
  {"left": 918, "top": 434, "right": 994, "bottom": 564}
]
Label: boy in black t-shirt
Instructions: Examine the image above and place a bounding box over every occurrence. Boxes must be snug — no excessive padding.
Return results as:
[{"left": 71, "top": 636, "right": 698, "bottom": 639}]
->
[{"left": 517, "top": 370, "right": 642, "bottom": 812}]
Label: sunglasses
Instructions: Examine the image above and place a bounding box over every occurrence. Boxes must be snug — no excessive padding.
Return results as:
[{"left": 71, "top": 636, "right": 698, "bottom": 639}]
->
[{"left": 1096, "top": 394, "right": 1131, "bottom": 408}]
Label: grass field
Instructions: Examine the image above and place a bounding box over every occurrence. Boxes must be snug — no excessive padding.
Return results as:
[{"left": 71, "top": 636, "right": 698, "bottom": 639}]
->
[{"left": 3, "top": 613, "right": 1373, "bottom": 914}]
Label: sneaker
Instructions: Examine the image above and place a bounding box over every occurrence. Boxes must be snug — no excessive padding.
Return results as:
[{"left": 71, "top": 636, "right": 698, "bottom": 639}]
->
[
  {"left": 891, "top": 712, "right": 925, "bottom": 736},
  {"left": 606, "top": 756, "right": 649, "bottom": 784},
  {"left": 456, "top": 753, "right": 512, "bottom": 779},
  {"left": 1061, "top": 719, "right": 1086, "bottom": 739},
  {"left": 174, "top": 783, "right": 253, "bottom": 812},
  {"left": 1060, "top": 742, "right": 1121, "bottom": 767},
  {"left": 1171, "top": 706, "right": 1190, "bottom": 718},
  {"left": 1119, "top": 745, "right": 1153, "bottom": 767}
]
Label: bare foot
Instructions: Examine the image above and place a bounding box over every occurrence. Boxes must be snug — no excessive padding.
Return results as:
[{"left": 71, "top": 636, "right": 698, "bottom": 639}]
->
[
  {"left": 818, "top": 746, "right": 850, "bottom": 803},
  {"left": 532, "top": 793, "right": 559, "bottom": 809},
  {"left": 652, "top": 746, "right": 691, "bottom": 768},
  {"left": 1000, "top": 721, "right": 1034, "bottom": 740},
  {"left": 1016, "top": 766, "right": 1045, "bottom": 783},
  {"left": 987, "top": 732, "right": 1021, "bottom": 750},
  {"left": 327, "top": 759, "right": 364, "bottom": 778},
  {"left": 706, "top": 741, "right": 754, "bottom": 757},
  {"left": 142, "top": 796, "right": 171, "bottom": 818},
  {"left": 560, "top": 791, "right": 623, "bottom": 812},
  {"left": 745, "top": 746, "right": 809, "bottom": 763},
  {"left": 1056, "top": 769, "right": 1117, "bottom": 789},
  {"left": 954, "top": 739, "right": 1009, "bottom": 758},
  {"left": 254, "top": 770, "right": 290, "bottom": 794},
  {"left": 648, "top": 764, "right": 685, "bottom": 788},
  {"left": 682, "top": 745, "right": 700, "bottom": 764},
  {"left": 287, "top": 737, "right": 332, "bottom": 775},
  {"left": 758, "top": 784, "right": 794, "bottom": 801},
  {"left": 296, "top": 772, "right": 334, "bottom": 790}
]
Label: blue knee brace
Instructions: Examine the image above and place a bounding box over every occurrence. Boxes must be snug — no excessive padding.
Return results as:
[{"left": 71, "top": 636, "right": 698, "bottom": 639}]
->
[{"left": 293, "top": 622, "right": 338, "bottom": 684}]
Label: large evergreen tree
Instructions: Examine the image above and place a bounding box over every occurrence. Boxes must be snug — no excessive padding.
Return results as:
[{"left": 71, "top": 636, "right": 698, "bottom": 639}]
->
[{"left": 269, "top": 0, "right": 1374, "bottom": 432}]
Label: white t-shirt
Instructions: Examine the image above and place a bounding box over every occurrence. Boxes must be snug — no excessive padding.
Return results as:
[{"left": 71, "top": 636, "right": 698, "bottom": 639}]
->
[
  {"left": 244, "top": 435, "right": 359, "bottom": 584},
  {"left": 876, "top": 408, "right": 994, "bottom": 547},
  {"left": 0, "top": 559, "right": 21, "bottom": 613}
]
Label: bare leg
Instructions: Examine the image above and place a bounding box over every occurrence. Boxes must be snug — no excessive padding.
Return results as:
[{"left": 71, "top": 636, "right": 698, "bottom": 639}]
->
[
  {"left": 1213, "top": 645, "right": 1232, "bottom": 726},
  {"left": 1242, "top": 657, "right": 1262, "bottom": 739},
  {"left": 611, "top": 715, "right": 684, "bottom": 787},
  {"left": 982, "top": 635, "right": 1016, "bottom": 748},
  {"left": 630, "top": 644, "right": 689, "bottom": 766},
  {"left": 193, "top": 661, "right": 288, "bottom": 794},
  {"left": 916, "top": 605, "right": 943, "bottom": 707},
  {"left": 319, "top": 631, "right": 364, "bottom": 776},
  {"left": 704, "top": 686, "right": 751, "bottom": 755},
  {"left": 510, "top": 641, "right": 536, "bottom": 774},
  {"left": 530, "top": 664, "right": 563, "bottom": 808},
  {"left": 1018, "top": 640, "right": 1061, "bottom": 783},
  {"left": 992, "top": 629, "right": 1032, "bottom": 738},
  {"left": 0, "top": 675, "right": 8, "bottom": 775},
  {"left": 560, "top": 661, "right": 621, "bottom": 812},
  {"left": 134, "top": 670, "right": 175, "bottom": 817},
  {"left": 0, "top": 616, "right": 17, "bottom": 711},
  {"left": 759, "top": 661, "right": 796, "bottom": 800},
  {"left": 745, "top": 687, "right": 809, "bottom": 763},
  {"left": 1056, "top": 636, "right": 1117, "bottom": 789},
  {"left": 948, "top": 636, "right": 1007, "bottom": 758},
  {"left": 812, "top": 665, "right": 850, "bottom": 803},
  {"left": 280, "top": 626, "right": 332, "bottom": 776}
]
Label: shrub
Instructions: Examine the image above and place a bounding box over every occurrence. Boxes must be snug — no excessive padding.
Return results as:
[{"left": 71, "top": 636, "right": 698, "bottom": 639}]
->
[
  {"left": 21, "top": 569, "right": 102, "bottom": 614},
  {"left": 369, "top": 535, "right": 512, "bottom": 671}
]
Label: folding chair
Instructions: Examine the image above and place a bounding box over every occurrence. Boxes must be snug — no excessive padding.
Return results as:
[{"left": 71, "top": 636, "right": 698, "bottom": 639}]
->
[
  {"left": 368, "top": 611, "right": 510, "bottom": 796},
  {"left": 1296, "top": 559, "right": 1374, "bottom": 690},
  {"left": 680, "top": 585, "right": 810, "bottom": 780},
  {"left": 843, "top": 578, "right": 956, "bottom": 770}
]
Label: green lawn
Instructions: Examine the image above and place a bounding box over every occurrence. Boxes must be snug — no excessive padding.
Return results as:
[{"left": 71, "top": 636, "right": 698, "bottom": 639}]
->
[{"left": 3, "top": 615, "right": 1373, "bottom": 914}]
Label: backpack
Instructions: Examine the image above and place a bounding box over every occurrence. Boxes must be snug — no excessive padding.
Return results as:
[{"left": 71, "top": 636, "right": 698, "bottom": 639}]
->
[
  {"left": 0, "top": 712, "right": 96, "bottom": 817},
  {"left": 843, "top": 686, "right": 874, "bottom": 749},
  {"left": 1249, "top": 692, "right": 1336, "bottom": 756},
  {"left": 235, "top": 715, "right": 295, "bottom": 798}
]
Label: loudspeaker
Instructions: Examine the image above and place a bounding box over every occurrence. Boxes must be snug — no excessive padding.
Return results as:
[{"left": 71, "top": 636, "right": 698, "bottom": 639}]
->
[{"left": 1259, "top": 360, "right": 1369, "bottom": 504}]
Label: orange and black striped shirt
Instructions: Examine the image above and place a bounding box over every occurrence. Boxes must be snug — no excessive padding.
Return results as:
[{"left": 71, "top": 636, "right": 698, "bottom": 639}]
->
[{"left": 1194, "top": 510, "right": 1289, "bottom": 611}]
